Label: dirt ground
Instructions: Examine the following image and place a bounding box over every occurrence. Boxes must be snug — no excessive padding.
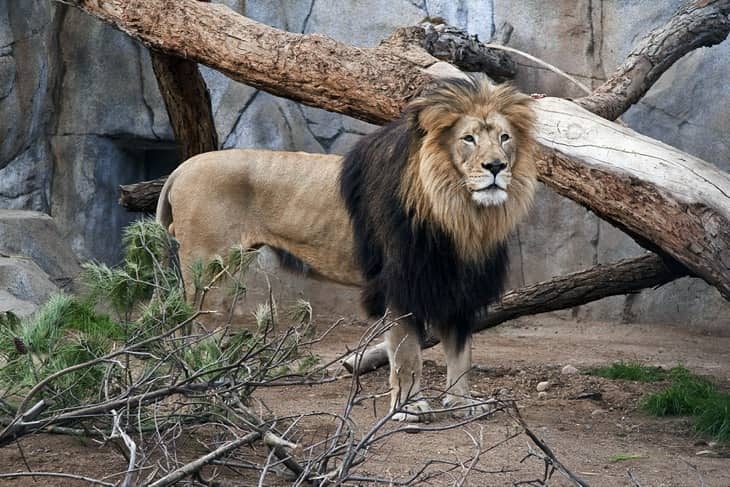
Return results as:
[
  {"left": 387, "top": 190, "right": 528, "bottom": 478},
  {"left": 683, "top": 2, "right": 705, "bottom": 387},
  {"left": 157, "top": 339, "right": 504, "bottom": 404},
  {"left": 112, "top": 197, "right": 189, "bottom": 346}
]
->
[{"left": 2, "top": 315, "right": 729, "bottom": 486}]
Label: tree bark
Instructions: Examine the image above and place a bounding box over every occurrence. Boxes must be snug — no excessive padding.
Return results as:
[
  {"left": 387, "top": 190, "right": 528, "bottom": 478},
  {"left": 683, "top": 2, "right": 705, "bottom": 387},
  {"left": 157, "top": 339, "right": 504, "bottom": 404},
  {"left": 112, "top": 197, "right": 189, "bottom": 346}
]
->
[
  {"left": 65, "top": 0, "right": 730, "bottom": 297},
  {"left": 344, "top": 253, "right": 689, "bottom": 373},
  {"left": 63, "top": 0, "right": 430, "bottom": 125},
  {"left": 149, "top": 52, "right": 218, "bottom": 160},
  {"left": 534, "top": 97, "right": 730, "bottom": 299},
  {"left": 118, "top": 177, "right": 167, "bottom": 214},
  {"left": 383, "top": 20, "right": 516, "bottom": 81},
  {"left": 576, "top": 0, "right": 730, "bottom": 120}
]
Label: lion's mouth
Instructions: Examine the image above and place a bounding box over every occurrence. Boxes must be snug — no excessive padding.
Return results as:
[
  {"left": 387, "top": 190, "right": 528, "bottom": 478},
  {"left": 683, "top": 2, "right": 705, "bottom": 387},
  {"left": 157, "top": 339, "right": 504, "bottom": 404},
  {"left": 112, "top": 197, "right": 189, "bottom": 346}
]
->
[{"left": 473, "top": 183, "right": 501, "bottom": 192}]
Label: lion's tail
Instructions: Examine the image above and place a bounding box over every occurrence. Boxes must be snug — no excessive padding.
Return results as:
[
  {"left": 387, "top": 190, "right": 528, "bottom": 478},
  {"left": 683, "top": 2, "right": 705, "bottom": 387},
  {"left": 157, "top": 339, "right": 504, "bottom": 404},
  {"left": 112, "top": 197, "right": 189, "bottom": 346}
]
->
[{"left": 155, "top": 172, "right": 176, "bottom": 235}]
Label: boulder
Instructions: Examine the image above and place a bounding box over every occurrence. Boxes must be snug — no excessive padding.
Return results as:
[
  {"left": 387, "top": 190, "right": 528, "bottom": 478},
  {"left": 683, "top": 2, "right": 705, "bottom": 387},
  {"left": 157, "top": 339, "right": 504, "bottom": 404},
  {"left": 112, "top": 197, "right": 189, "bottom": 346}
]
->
[
  {"left": 0, "top": 256, "right": 58, "bottom": 317},
  {"left": 0, "top": 210, "right": 80, "bottom": 290}
]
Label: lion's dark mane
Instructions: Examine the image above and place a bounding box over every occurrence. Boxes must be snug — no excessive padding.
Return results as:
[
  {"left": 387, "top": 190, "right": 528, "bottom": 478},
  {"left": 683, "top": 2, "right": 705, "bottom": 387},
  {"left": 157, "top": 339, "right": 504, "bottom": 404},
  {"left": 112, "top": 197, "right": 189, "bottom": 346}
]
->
[{"left": 340, "top": 84, "right": 509, "bottom": 348}]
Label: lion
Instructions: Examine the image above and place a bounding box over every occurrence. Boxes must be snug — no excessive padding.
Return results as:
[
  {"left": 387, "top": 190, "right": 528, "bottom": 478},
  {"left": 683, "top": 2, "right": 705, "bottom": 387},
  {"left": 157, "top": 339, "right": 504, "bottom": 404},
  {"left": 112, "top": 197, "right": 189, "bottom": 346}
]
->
[{"left": 156, "top": 74, "right": 537, "bottom": 422}]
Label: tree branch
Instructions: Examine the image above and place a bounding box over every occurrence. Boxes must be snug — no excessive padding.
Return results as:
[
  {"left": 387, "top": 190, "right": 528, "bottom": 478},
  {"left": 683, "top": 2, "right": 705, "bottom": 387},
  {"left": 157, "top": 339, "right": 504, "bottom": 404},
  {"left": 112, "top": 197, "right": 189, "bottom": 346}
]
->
[
  {"left": 118, "top": 175, "right": 167, "bottom": 213},
  {"left": 575, "top": 0, "right": 730, "bottom": 120},
  {"left": 383, "top": 20, "right": 516, "bottom": 81},
  {"left": 344, "top": 253, "right": 689, "bottom": 373},
  {"left": 149, "top": 50, "right": 218, "bottom": 159}
]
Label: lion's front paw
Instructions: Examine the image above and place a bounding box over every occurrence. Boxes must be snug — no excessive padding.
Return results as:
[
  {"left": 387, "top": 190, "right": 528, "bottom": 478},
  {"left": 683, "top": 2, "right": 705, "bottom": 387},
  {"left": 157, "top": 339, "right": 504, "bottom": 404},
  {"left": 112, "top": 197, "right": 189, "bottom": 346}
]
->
[
  {"left": 391, "top": 398, "right": 435, "bottom": 423},
  {"left": 442, "top": 395, "right": 495, "bottom": 419}
]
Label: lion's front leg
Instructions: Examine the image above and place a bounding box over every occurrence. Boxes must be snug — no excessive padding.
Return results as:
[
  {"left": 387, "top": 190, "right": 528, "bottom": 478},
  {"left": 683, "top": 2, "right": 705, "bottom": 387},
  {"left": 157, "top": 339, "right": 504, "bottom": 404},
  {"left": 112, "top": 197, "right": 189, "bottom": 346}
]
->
[
  {"left": 385, "top": 322, "right": 434, "bottom": 422},
  {"left": 441, "top": 332, "right": 492, "bottom": 418}
]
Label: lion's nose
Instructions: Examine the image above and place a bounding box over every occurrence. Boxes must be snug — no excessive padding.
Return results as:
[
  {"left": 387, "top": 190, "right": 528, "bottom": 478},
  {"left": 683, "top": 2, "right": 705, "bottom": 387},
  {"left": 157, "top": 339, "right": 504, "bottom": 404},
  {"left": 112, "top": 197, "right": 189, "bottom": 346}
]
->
[{"left": 482, "top": 160, "right": 506, "bottom": 176}]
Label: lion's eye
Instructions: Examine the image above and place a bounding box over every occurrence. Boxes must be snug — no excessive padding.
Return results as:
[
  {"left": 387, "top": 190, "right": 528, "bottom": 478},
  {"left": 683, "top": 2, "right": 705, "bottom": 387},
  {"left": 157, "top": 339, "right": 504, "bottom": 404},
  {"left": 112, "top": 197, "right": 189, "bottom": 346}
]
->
[
  {"left": 462, "top": 135, "right": 475, "bottom": 144},
  {"left": 500, "top": 133, "right": 511, "bottom": 144}
]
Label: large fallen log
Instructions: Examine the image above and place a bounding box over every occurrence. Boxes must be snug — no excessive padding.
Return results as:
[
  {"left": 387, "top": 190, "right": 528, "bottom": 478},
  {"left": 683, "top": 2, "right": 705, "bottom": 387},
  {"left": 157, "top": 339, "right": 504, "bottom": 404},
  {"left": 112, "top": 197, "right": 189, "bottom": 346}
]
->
[
  {"left": 60, "top": 0, "right": 730, "bottom": 297},
  {"left": 534, "top": 97, "right": 730, "bottom": 299}
]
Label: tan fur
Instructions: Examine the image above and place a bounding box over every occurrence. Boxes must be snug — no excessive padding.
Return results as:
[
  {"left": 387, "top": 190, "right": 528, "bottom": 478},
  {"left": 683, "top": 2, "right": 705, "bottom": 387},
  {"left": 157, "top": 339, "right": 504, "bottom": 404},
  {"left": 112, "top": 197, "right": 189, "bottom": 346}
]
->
[{"left": 156, "top": 149, "right": 362, "bottom": 289}]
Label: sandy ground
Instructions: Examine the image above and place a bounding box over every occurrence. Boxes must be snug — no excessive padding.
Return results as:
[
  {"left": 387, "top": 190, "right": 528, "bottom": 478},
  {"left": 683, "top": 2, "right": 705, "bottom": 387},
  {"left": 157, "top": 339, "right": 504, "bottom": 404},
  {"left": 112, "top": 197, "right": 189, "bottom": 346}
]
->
[{"left": 1, "top": 315, "right": 729, "bottom": 486}]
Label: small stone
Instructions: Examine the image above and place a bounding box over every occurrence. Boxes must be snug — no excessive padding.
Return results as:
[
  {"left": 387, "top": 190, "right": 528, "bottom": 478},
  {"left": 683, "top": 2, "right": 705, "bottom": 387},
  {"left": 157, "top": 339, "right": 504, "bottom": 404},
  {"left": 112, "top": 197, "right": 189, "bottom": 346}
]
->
[
  {"left": 591, "top": 408, "right": 607, "bottom": 416},
  {"left": 696, "top": 450, "right": 718, "bottom": 457},
  {"left": 561, "top": 364, "right": 579, "bottom": 375},
  {"left": 536, "top": 381, "right": 550, "bottom": 392},
  {"left": 498, "top": 388, "right": 511, "bottom": 396},
  {"left": 537, "top": 391, "right": 548, "bottom": 400}
]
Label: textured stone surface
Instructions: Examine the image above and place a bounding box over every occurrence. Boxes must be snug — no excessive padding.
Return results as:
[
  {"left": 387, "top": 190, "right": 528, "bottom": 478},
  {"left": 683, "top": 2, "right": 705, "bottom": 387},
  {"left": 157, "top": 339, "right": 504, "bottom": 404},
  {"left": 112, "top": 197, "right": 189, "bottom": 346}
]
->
[
  {"left": 0, "top": 141, "right": 52, "bottom": 212},
  {"left": 493, "top": 0, "right": 602, "bottom": 97},
  {"left": 0, "top": 0, "right": 728, "bottom": 327},
  {"left": 50, "top": 135, "right": 148, "bottom": 263},
  {"left": 0, "top": 1, "right": 57, "bottom": 168},
  {"left": 56, "top": 7, "right": 172, "bottom": 140},
  {"left": 0, "top": 256, "right": 59, "bottom": 317},
  {"left": 221, "top": 91, "right": 324, "bottom": 153},
  {"left": 0, "top": 209, "right": 80, "bottom": 289}
]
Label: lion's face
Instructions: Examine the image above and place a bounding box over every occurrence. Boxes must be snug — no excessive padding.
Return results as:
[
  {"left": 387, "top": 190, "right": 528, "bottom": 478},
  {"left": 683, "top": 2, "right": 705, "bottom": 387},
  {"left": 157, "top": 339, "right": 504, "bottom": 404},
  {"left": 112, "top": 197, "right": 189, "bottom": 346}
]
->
[
  {"left": 402, "top": 77, "right": 537, "bottom": 259},
  {"left": 448, "top": 113, "right": 516, "bottom": 207}
]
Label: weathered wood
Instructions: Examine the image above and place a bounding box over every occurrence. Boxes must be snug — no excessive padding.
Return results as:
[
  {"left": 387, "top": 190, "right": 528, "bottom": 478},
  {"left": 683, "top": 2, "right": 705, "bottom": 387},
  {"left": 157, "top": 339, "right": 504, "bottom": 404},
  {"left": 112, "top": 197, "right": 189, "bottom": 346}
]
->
[
  {"left": 63, "top": 0, "right": 431, "bottom": 125},
  {"left": 66, "top": 0, "right": 730, "bottom": 297},
  {"left": 150, "top": 51, "right": 218, "bottom": 159},
  {"left": 535, "top": 97, "right": 730, "bottom": 299},
  {"left": 344, "top": 253, "right": 689, "bottom": 373},
  {"left": 576, "top": 0, "right": 730, "bottom": 120},
  {"left": 383, "top": 20, "right": 516, "bottom": 81},
  {"left": 65, "top": 0, "right": 730, "bottom": 126},
  {"left": 118, "top": 176, "right": 167, "bottom": 213}
]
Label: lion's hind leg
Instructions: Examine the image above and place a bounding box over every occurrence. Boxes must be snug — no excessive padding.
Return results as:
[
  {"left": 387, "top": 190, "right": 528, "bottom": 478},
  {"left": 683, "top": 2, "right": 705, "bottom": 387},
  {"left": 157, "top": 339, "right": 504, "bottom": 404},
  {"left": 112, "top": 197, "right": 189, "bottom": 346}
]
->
[
  {"left": 441, "top": 331, "right": 493, "bottom": 419},
  {"left": 385, "top": 320, "right": 434, "bottom": 422}
]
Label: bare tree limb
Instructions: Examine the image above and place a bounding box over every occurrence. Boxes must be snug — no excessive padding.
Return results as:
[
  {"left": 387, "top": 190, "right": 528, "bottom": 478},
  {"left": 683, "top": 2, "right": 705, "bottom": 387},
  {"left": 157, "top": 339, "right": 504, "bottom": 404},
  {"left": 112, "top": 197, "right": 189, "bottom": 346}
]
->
[
  {"left": 510, "top": 405, "right": 590, "bottom": 487},
  {"left": 146, "top": 431, "right": 261, "bottom": 487},
  {"left": 0, "top": 472, "right": 115, "bottom": 487},
  {"left": 150, "top": 50, "right": 218, "bottom": 160},
  {"left": 383, "top": 20, "right": 516, "bottom": 80},
  {"left": 118, "top": 176, "right": 167, "bottom": 213},
  {"left": 576, "top": 0, "right": 730, "bottom": 120},
  {"left": 344, "top": 253, "right": 688, "bottom": 373},
  {"left": 62, "top": 0, "right": 430, "bottom": 125}
]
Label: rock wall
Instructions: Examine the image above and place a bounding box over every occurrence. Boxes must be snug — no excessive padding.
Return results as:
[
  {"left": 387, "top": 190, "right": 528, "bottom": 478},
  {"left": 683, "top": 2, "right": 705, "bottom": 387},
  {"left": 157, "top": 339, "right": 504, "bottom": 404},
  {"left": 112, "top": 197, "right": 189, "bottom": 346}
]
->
[{"left": 0, "top": 0, "right": 728, "bottom": 329}]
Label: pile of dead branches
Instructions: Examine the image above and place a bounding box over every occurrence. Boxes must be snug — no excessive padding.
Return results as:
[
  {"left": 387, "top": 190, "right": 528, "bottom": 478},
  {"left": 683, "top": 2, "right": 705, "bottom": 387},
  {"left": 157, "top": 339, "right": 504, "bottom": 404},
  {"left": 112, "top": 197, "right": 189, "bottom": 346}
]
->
[
  {"left": 0, "top": 220, "right": 334, "bottom": 485},
  {"left": 0, "top": 220, "right": 598, "bottom": 486}
]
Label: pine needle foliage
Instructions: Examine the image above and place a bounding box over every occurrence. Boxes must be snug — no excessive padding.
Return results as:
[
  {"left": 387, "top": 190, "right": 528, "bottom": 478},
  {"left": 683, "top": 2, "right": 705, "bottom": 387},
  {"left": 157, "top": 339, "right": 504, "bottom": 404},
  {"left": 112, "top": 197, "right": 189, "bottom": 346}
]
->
[
  {"left": 0, "top": 295, "right": 120, "bottom": 405},
  {"left": 0, "top": 218, "right": 317, "bottom": 427}
]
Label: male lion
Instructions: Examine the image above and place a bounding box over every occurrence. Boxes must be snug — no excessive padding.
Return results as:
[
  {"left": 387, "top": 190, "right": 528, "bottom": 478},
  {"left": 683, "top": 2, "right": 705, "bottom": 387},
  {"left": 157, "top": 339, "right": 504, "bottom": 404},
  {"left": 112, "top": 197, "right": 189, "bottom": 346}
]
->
[{"left": 157, "top": 75, "right": 537, "bottom": 422}]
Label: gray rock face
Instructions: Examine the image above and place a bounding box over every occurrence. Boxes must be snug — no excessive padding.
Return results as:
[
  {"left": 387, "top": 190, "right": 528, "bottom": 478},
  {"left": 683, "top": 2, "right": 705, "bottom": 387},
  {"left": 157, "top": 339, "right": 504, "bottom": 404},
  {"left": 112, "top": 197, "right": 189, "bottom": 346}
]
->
[
  {"left": 0, "top": 1, "right": 58, "bottom": 168},
  {"left": 0, "top": 141, "right": 52, "bottom": 212},
  {"left": 0, "top": 256, "right": 59, "bottom": 317},
  {"left": 50, "top": 135, "right": 147, "bottom": 263},
  {"left": 0, "top": 209, "right": 80, "bottom": 288},
  {"left": 0, "top": 0, "right": 728, "bottom": 328},
  {"left": 0, "top": 210, "right": 81, "bottom": 317},
  {"left": 55, "top": 7, "right": 172, "bottom": 141}
]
